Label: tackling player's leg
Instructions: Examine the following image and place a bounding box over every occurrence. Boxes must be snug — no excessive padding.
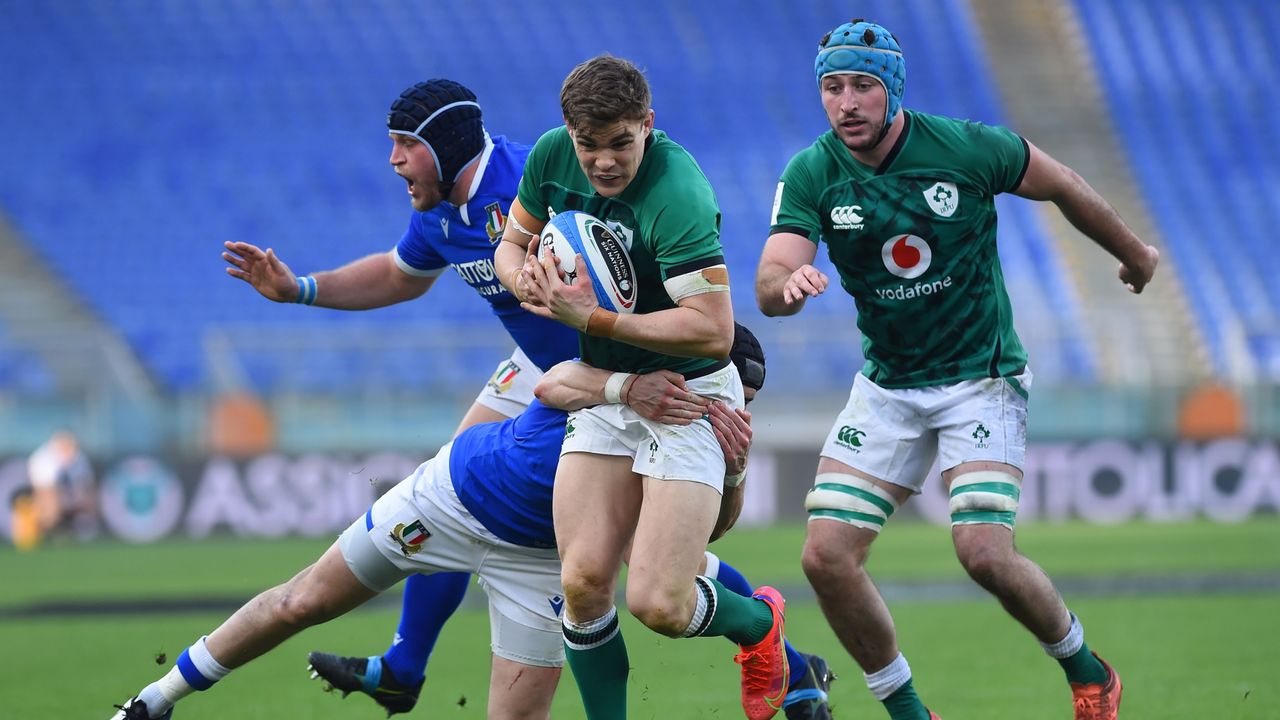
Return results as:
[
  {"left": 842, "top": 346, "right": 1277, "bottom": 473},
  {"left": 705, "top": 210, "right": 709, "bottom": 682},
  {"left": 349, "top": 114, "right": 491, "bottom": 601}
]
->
[
  {"left": 306, "top": 398, "right": 514, "bottom": 712},
  {"left": 110, "top": 542, "right": 382, "bottom": 719},
  {"left": 703, "top": 550, "right": 834, "bottom": 719}
]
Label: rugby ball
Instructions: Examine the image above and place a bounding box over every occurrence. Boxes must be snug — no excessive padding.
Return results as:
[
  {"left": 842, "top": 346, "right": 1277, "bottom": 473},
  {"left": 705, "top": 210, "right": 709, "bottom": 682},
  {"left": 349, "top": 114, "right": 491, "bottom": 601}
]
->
[{"left": 538, "top": 210, "right": 637, "bottom": 313}]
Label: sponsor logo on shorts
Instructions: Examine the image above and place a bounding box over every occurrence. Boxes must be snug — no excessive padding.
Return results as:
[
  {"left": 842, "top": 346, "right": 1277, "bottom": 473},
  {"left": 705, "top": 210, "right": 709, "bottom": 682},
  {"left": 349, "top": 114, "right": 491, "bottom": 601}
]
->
[
  {"left": 923, "top": 181, "right": 958, "bottom": 217},
  {"left": 549, "top": 595, "right": 565, "bottom": 616},
  {"left": 830, "top": 204, "right": 865, "bottom": 230},
  {"left": 389, "top": 519, "right": 431, "bottom": 557},
  {"left": 835, "top": 425, "right": 866, "bottom": 450},
  {"left": 972, "top": 423, "right": 991, "bottom": 449},
  {"left": 484, "top": 201, "right": 506, "bottom": 243},
  {"left": 564, "top": 418, "right": 576, "bottom": 439},
  {"left": 647, "top": 439, "right": 659, "bottom": 462},
  {"left": 487, "top": 360, "right": 521, "bottom": 395}
]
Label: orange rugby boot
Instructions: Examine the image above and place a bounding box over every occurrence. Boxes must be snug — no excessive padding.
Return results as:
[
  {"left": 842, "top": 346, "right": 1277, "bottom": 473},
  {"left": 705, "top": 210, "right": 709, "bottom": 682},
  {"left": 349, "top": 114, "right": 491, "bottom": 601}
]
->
[
  {"left": 1071, "top": 653, "right": 1122, "bottom": 720},
  {"left": 733, "top": 586, "right": 790, "bottom": 720}
]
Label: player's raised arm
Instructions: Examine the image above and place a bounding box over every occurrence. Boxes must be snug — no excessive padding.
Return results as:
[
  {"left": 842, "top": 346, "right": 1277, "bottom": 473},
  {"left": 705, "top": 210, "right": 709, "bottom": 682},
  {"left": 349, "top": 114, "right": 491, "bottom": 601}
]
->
[
  {"left": 755, "top": 231, "right": 827, "bottom": 317},
  {"left": 224, "top": 241, "right": 434, "bottom": 308},
  {"left": 1012, "top": 140, "right": 1159, "bottom": 294}
]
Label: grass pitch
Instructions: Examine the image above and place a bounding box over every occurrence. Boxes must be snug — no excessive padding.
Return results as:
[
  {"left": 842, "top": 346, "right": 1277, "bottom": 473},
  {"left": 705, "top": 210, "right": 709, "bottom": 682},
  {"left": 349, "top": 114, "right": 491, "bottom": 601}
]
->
[{"left": 2, "top": 519, "right": 1278, "bottom": 719}]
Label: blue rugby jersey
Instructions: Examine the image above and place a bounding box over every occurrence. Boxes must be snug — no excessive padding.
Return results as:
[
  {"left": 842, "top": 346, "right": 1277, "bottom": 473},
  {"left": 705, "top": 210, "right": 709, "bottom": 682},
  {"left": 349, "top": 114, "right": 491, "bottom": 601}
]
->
[
  {"left": 448, "top": 398, "right": 566, "bottom": 548},
  {"left": 394, "top": 134, "right": 578, "bottom": 372}
]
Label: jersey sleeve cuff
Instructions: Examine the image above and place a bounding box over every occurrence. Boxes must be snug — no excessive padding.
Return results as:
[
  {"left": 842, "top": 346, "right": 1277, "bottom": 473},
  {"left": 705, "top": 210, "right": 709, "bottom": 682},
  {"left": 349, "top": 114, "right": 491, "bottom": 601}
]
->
[{"left": 393, "top": 249, "right": 448, "bottom": 278}]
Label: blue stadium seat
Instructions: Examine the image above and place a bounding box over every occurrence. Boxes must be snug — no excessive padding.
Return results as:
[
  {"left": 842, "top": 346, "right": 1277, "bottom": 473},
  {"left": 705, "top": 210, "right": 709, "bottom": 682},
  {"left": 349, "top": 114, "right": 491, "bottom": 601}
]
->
[
  {"left": 0, "top": 0, "right": 1098, "bottom": 392},
  {"left": 1074, "top": 0, "right": 1280, "bottom": 377}
]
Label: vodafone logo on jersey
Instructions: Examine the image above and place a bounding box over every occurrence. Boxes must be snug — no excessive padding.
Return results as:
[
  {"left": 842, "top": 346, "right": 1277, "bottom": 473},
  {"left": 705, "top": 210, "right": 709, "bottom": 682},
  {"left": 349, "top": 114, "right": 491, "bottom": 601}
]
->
[{"left": 881, "top": 235, "right": 932, "bottom": 279}]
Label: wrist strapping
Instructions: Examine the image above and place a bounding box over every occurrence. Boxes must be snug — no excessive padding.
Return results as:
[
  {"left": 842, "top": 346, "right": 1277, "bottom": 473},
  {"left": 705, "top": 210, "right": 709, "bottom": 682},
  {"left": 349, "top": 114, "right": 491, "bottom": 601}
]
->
[
  {"left": 603, "top": 372, "right": 634, "bottom": 404},
  {"left": 724, "top": 470, "right": 747, "bottom": 488},
  {"left": 585, "top": 307, "right": 619, "bottom": 336},
  {"left": 295, "top": 276, "right": 317, "bottom": 305}
]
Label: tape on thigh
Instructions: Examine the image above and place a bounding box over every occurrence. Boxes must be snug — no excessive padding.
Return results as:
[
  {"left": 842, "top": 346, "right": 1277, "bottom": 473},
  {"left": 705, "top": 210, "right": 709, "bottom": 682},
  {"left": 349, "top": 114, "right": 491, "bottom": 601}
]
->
[
  {"left": 949, "top": 470, "right": 1021, "bottom": 528},
  {"left": 803, "top": 473, "right": 899, "bottom": 533}
]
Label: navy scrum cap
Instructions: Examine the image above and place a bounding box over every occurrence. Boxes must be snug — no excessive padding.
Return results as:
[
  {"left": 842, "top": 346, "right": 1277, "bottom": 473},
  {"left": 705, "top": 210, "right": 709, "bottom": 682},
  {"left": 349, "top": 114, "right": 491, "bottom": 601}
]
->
[
  {"left": 730, "top": 323, "right": 766, "bottom": 393},
  {"left": 388, "top": 79, "right": 485, "bottom": 196}
]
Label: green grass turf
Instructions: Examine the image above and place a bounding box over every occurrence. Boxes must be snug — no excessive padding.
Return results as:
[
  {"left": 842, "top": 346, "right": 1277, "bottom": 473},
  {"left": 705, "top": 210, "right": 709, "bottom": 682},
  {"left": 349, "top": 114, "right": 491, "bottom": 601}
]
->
[
  {"left": 2, "top": 519, "right": 1279, "bottom": 717},
  {"left": 3, "top": 596, "right": 1278, "bottom": 718},
  {"left": 2, "top": 518, "right": 1278, "bottom": 608}
]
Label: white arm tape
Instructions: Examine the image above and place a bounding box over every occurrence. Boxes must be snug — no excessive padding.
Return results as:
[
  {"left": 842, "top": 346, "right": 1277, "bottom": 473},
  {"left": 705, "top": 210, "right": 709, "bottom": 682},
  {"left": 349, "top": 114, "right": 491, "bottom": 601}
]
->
[
  {"left": 509, "top": 213, "right": 536, "bottom": 238},
  {"left": 603, "top": 372, "right": 634, "bottom": 405},
  {"left": 724, "top": 469, "right": 746, "bottom": 488},
  {"left": 663, "top": 264, "right": 730, "bottom": 303}
]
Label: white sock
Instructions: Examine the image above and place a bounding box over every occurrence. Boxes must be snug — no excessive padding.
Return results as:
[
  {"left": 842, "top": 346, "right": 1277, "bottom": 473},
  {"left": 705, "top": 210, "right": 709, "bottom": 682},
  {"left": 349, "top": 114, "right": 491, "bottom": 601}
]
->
[
  {"left": 1041, "top": 613, "right": 1085, "bottom": 659},
  {"left": 681, "top": 575, "right": 718, "bottom": 637},
  {"left": 136, "top": 636, "right": 231, "bottom": 716},
  {"left": 864, "top": 652, "right": 912, "bottom": 701},
  {"left": 563, "top": 607, "right": 620, "bottom": 651}
]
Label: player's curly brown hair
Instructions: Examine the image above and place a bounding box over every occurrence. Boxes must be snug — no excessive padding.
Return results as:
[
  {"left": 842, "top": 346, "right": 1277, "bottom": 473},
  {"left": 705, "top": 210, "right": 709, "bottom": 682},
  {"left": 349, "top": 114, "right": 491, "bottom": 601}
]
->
[{"left": 560, "top": 55, "right": 651, "bottom": 132}]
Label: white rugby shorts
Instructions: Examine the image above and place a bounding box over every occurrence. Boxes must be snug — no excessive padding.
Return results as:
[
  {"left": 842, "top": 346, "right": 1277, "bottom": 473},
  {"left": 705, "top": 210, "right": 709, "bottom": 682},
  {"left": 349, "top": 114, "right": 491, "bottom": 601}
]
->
[
  {"left": 559, "top": 362, "right": 744, "bottom": 491},
  {"left": 819, "top": 368, "right": 1033, "bottom": 492},
  {"left": 338, "top": 443, "right": 565, "bottom": 667}
]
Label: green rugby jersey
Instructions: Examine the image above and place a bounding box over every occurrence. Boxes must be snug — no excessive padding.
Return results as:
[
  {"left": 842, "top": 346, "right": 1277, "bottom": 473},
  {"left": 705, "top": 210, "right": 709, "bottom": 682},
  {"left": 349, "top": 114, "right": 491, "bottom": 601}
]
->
[
  {"left": 770, "top": 110, "right": 1031, "bottom": 388},
  {"left": 519, "top": 126, "right": 728, "bottom": 376}
]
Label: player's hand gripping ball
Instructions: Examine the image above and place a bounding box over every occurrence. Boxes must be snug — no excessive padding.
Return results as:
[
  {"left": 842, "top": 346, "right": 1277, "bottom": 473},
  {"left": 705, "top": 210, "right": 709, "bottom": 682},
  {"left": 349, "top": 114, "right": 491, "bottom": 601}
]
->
[{"left": 538, "top": 210, "right": 637, "bottom": 313}]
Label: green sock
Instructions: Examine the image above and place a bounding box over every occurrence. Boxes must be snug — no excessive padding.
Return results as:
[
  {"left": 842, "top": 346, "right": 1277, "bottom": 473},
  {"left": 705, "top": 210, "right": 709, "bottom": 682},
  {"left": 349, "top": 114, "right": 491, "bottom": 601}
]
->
[
  {"left": 695, "top": 577, "right": 774, "bottom": 645},
  {"left": 882, "top": 679, "right": 931, "bottom": 720},
  {"left": 1058, "top": 642, "right": 1108, "bottom": 685},
  {"left": 563, "top": 610, "right": 629, "bottom": 720}
]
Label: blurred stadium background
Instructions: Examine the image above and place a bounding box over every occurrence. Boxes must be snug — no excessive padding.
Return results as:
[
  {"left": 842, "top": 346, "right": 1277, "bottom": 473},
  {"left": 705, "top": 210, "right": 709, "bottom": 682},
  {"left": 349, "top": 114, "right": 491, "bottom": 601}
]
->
[{"left": 0, "top": 0, "right": 1277, "bottom": 717}]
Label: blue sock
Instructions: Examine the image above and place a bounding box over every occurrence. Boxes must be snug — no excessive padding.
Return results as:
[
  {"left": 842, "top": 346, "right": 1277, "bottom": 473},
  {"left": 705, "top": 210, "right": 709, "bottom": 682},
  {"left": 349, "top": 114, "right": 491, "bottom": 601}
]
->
[
  {"left": 709, "top": 553, "right": 753, "bottom": 596},
  {"left": 707, "top": 553, "right": 808, "bottom": 690},
  {"left": 381, "top": 572, "right": 469, "bottom": 685}
]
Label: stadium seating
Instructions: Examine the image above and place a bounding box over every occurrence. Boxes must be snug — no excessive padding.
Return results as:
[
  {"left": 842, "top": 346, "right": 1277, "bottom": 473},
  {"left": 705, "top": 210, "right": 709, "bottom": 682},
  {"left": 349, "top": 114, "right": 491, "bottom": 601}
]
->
[
  {"left": 0, "top": 320, "right": 55, "bottom": 394},
  {"left": 1073, "top": 0, "right": 1280, "bottom": 378},
  {"left": 0, "top": 0, "right": 1097, "bottom": 393}
]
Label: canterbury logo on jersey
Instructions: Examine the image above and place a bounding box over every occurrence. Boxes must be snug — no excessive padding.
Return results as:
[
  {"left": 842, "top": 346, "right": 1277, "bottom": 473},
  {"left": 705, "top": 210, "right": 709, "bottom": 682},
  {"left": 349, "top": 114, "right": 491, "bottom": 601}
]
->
[{"left": 830, "top": 205, "right": 865, "bottom": 230}]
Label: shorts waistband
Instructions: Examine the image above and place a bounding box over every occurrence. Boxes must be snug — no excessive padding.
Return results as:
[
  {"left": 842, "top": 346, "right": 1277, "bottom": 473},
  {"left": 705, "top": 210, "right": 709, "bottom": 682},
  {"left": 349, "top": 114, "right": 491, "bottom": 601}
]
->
[{"left": 683, "top": 358, "right": 730, "bottom": 381}]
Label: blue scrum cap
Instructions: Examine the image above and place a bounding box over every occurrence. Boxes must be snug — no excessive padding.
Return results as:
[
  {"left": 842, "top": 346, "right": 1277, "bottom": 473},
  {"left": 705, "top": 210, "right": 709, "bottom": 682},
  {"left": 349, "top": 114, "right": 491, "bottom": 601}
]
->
[
  {"left": 815, "top": 19, "right": 906, "bottom": 130},
  {"left": 387, "top": 79, "right": 485, "bottom": 196}
]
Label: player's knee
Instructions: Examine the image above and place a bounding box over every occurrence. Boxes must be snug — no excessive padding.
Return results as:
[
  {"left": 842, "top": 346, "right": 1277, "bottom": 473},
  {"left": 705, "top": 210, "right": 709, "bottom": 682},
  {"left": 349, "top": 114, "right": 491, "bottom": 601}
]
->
[
  {"left": 272, "top": 586, "right": 329, "bottom": 629},
  {"left": 560, "top": 564, "right": 614, "bottom": 612},
  {"left": 957, "top": 535, "right": 1013, "bottom": 586},
  {"left": 800, "top": 532, "right": 866, "bottom": 588},
  {"left": 953, "top": 532, "right": 1016, "bottom": 588},
  {"left": 626, "top": 591, "right": 687, "bottom": 638}
]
